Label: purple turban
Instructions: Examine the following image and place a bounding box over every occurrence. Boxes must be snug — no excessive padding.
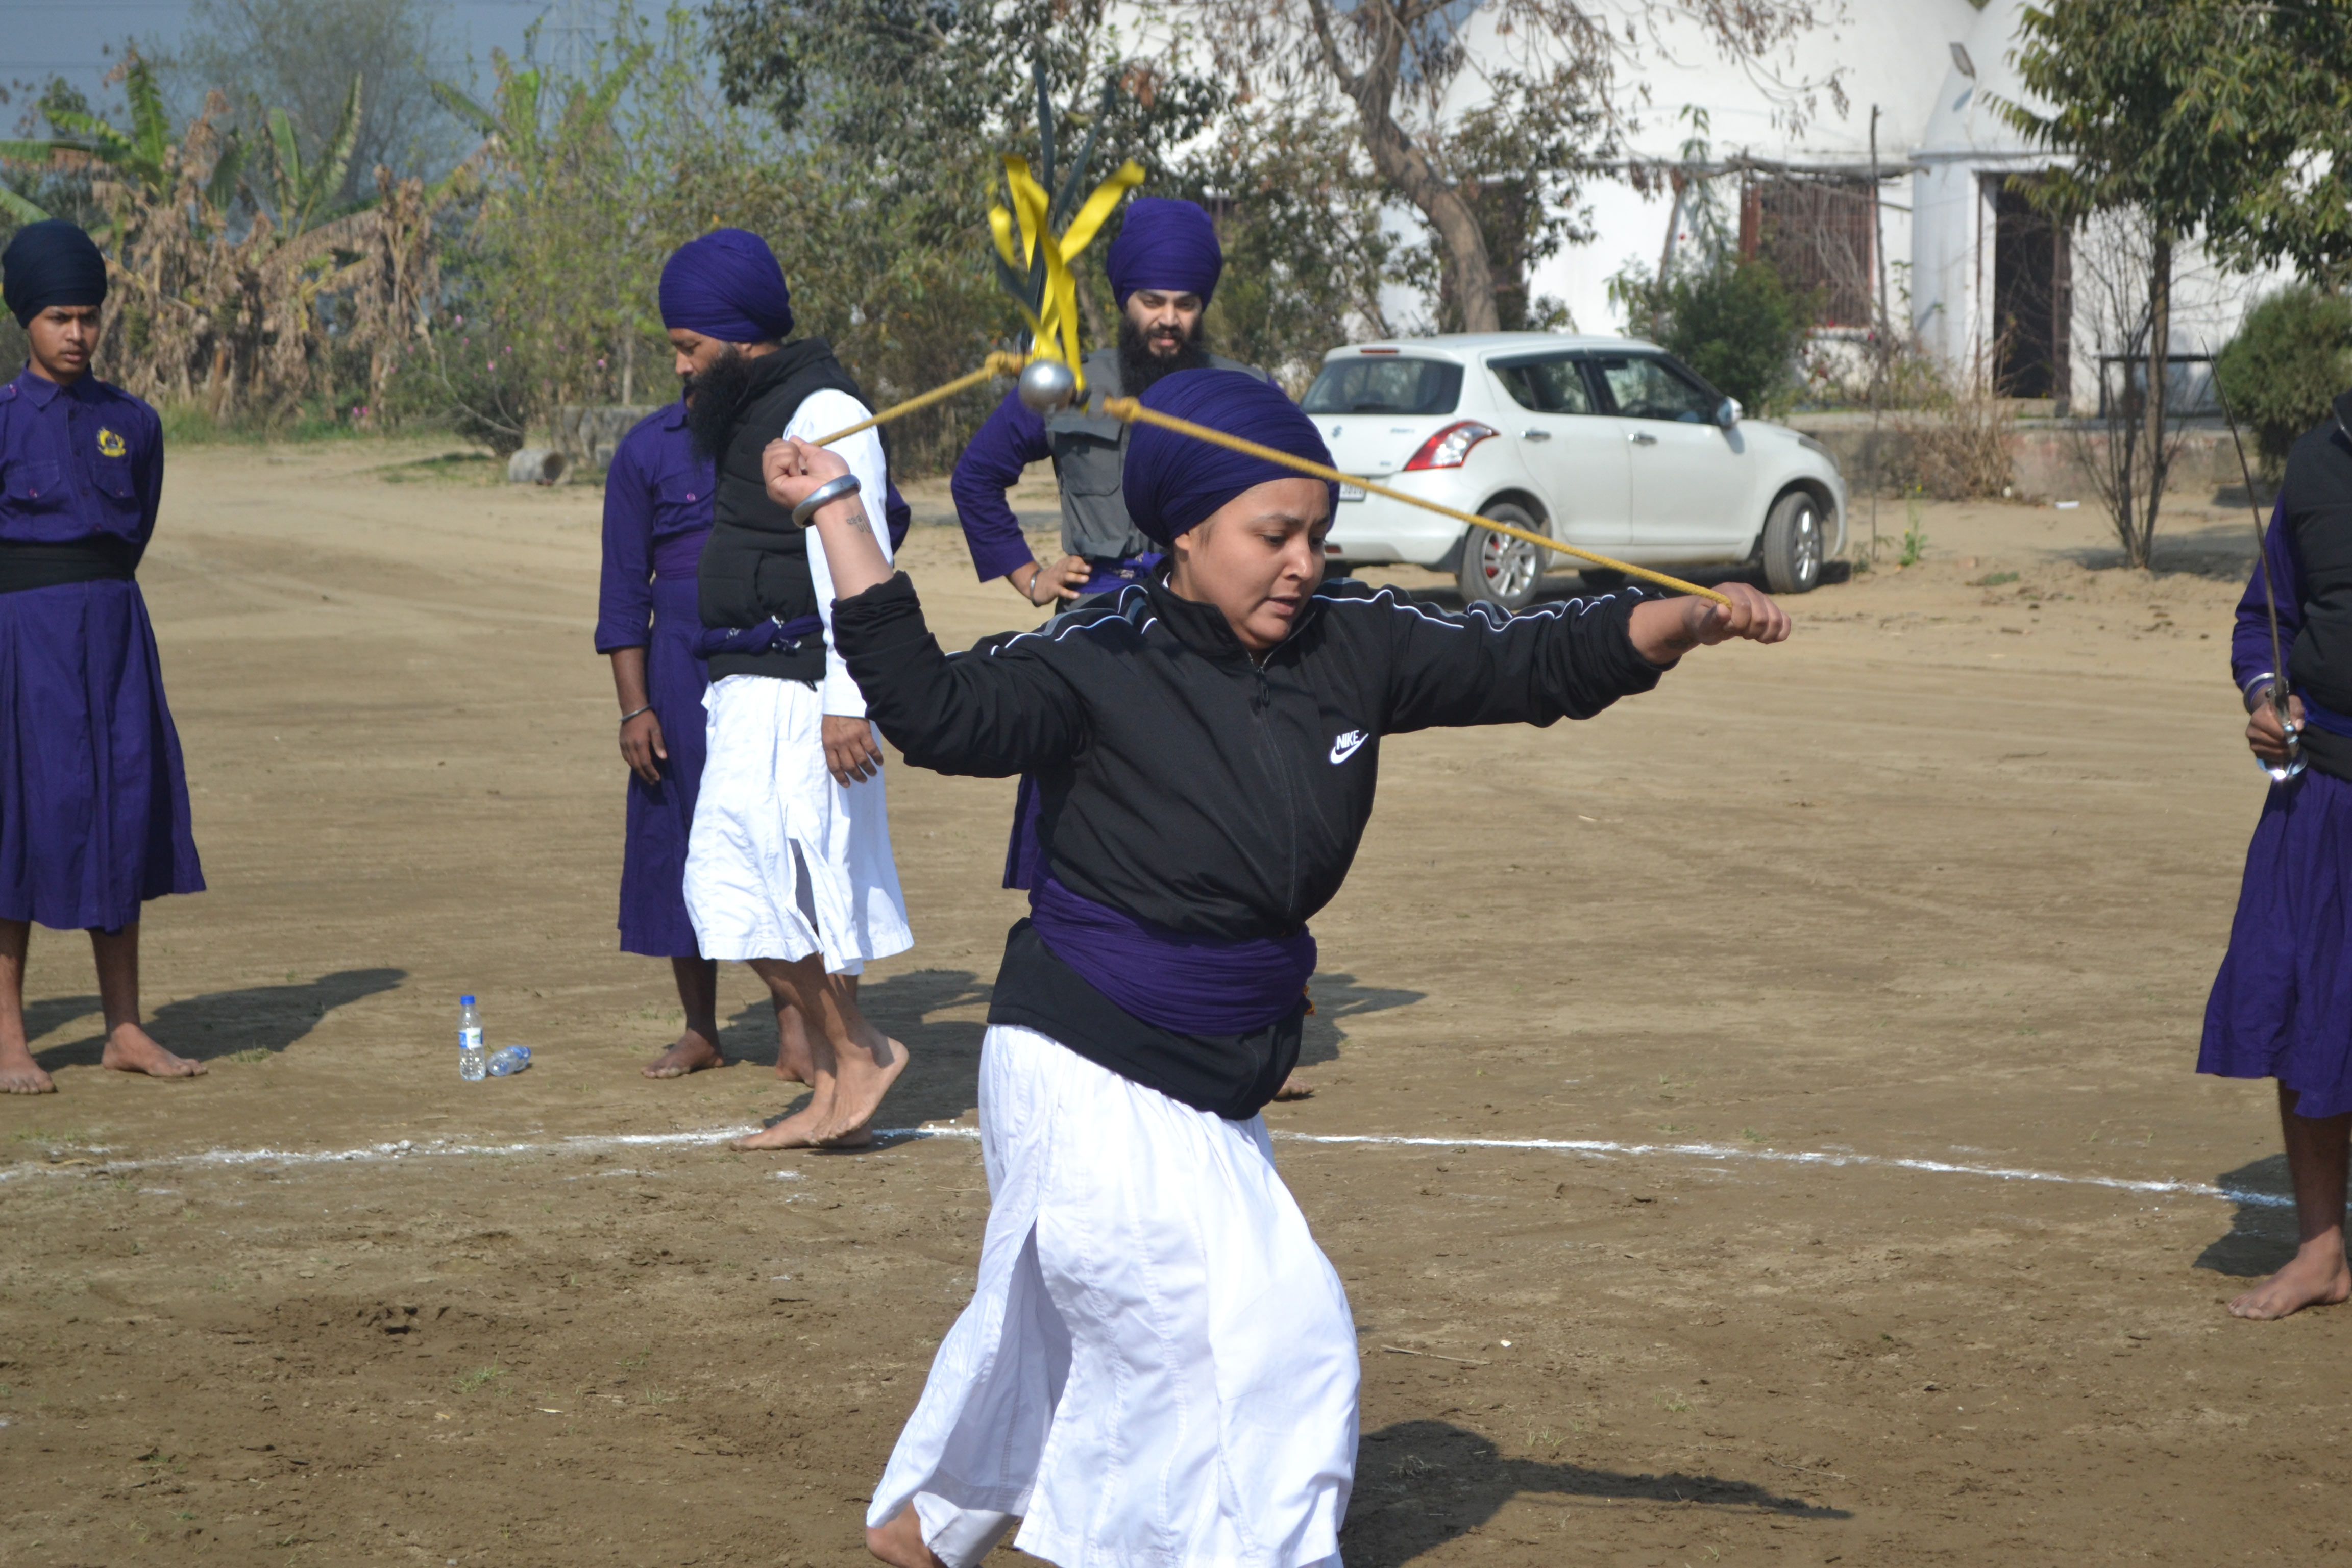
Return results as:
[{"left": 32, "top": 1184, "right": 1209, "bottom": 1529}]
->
[
  {"left": 1104, "top": 198, "right": 1223, "bottom": 307},
  {"left": 3, "top": 219, "right": 107, "bottom": 328},
  {"left": 1122, "top": 370, "right": 1335, "bottom": 547},
  {"left": 658, "top": 228, "right": 794, "bottom": 344}
]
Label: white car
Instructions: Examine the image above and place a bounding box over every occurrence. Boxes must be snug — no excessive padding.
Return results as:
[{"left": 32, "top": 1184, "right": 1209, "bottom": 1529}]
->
[{"left": 1304, "top": 332, "right": 1847, "bottom": 607}]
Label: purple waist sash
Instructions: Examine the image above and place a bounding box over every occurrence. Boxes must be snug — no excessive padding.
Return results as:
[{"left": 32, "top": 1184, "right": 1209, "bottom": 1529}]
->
[
  {"left": 694, "top": 612, "right": 824, "bottom": 661},
  {"left": 1028, "top": 875, "right": 1315, "bottom": 1035}
]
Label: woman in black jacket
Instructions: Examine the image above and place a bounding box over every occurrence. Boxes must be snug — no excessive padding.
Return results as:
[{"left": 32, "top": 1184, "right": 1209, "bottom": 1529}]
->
[{"left": 764, "top": 369, "right": 1789, "bottom": 1568}]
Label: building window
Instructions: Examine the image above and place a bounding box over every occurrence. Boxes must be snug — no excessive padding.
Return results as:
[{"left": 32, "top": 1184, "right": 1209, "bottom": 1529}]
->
[{"left": 1738, "top": 176, "right": 1878, "bottom": 330}]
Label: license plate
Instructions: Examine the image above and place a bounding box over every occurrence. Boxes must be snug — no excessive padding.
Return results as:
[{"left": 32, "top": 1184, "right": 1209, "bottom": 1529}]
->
[{"left": 1337, "top": 483, "right": 1366, "bottom": 502}]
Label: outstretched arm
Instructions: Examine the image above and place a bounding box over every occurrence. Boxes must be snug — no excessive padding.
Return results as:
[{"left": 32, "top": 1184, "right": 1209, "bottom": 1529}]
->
[{"left": 1369, "top": 580, "right": 1789, "bottom": 735}]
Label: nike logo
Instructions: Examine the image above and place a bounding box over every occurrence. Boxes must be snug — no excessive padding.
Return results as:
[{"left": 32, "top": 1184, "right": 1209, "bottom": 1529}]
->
[{"left": 1329, "top": 729, "right": 1368, "bottom": 765}]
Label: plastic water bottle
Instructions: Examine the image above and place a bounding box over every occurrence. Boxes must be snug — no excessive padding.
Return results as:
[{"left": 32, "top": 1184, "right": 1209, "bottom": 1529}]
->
[
  {"left": 458, "top": 996, "right": 486, "bottom": 1081},
  {"left": 487, "top": 1044, "right": 531, "bottom": 1077}
]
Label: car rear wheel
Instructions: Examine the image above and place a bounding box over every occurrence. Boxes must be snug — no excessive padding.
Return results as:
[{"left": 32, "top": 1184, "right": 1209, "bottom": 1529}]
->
[
  {"left": 1456, "top": 502, "right": 1547, "bottom": 611},
  {"left": 1760, "top": 489, "right": 1825, "bottom": 594}
]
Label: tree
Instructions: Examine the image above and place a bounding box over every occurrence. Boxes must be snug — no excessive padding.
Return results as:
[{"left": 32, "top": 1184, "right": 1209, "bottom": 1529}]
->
[
  {"left": 1191, "top": 0, "right": 1836, "bottom": 334},
  {"left": 704, "top": 0, "right": 1391, "bottom": 372},
  {"left": 161, "top": 0, "right": 460, "bottom": 199},
  {"left": 2214, "top": 285, "right": 2352, "bottom": 475},
  {"left": 2177, "top": 1, "right": 2352, "bottom": 291},
  {"left": 1995, "top": 0, "right": 2285, "bottom": 568}
]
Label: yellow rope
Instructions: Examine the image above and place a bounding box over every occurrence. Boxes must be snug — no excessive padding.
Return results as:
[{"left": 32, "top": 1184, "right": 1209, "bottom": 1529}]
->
[
  {"left": 812, "top": 351, "right": 1032, "bottom": 448},
  {"left": 1102, "top": 397, "right": 1733, "bottom": 606}
]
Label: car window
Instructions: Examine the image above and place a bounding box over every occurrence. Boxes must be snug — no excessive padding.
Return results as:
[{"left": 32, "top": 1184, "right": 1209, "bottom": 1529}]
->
[
  {"left": 1301, "top": 357, "right": 1465, "bottom": 416},
  {"left": 1591, "top": 355, "right": 1718, "bottom": 423},
  {"left": 1489, "top": 355, "right": 1597, "bottom": 415}
]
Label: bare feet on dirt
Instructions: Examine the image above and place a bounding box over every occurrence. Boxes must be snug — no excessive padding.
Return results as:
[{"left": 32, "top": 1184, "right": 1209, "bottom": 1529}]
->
[
  {"left": 734, "top": 1035, "right": 909, "bottom": 1150},
  {"left": 1271, "top": 1071, "right": 1315, "bottom": 1101},
  {"left": 2227, "top": 1240, "right": 2352, "bottom": 1320},
  {"left": 642, "top": 1030, "right": 725, "bottom": 1079},
  {"left": 0, "top": 1038, "right": 54, "bottom": 1094},
  {"left": 865, "top": 1505, "right": 946, "bottom": 1568},
  {"left": 100, "top": 1024, "right": 205, "bottom": 1080}
]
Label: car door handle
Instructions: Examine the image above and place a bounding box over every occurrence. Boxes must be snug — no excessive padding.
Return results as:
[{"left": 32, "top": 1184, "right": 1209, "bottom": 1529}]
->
[
  {"left": 1627, "top": 432, "right": 1658, "bottom": 447},
  {"left": 1520, "top": 429, "right": 1551, "bottom": 441}
]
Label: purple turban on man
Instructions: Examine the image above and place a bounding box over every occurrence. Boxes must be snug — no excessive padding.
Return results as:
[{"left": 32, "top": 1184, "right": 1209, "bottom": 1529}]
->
[
  {"left": 1103, "top": 197, "right": 1223, "bottom": 308},
  {"left": 1122, "top": 370, "right": 1335, "bottom": 547},
  {"left": 658, "top": 228, "right": 794, "bottom": 344},
  {"left": 2, "top": 219, "right": 108, "bottom": 328}
]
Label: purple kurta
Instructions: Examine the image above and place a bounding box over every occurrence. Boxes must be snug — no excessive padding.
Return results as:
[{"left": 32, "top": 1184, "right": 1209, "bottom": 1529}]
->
[
  {"left": 595, "top": 403, "right": 714, "bottom": 958},
  {"left": 0, "top": 366, "right": 203, "bottom": 930},
  {"left": 2202, "top": 501, "right": 2352, "bottom": 1116}
]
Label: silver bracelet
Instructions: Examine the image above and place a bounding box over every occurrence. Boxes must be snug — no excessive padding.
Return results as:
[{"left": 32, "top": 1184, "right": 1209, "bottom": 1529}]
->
[
  {"left": 791, "top": 473, "right": 863, "bottom": 528},
  {"left": 620, "top": 704, "right": 653, "bottom": 724}
]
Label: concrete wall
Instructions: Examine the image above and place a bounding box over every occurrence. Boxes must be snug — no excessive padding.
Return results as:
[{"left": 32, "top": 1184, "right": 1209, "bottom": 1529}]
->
[{"left": 1786, "top": 411, "right": 2257, "bottom": 504}]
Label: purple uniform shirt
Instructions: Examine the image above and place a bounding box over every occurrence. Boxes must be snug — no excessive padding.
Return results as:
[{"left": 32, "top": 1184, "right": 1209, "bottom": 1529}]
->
[
  {"left": 2235, "top": 501, "right": 2307, "bottom": 702},
  {"left": 950, "top": 389, "right": 1055, "bottom": 583},
  {"left": 0, "top": 365, "right": 162, "bottom": 548},
  {"left": 595, "top": 403, "right": 714, "bottom": 653}
]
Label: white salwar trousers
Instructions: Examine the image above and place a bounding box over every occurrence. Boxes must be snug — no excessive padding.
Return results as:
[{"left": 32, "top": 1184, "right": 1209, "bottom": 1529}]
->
[
  {"left": 870, "top": 1024, "right": 1359, "bottom": 1568},
  {"left": 683, "top": 673, "right": 912, "bottom": 971}
]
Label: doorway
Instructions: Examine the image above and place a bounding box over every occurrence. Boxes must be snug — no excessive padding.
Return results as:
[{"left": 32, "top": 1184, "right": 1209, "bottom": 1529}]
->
[{"left": 1989, "top": 175, "right": 2071, "bottom": 404}]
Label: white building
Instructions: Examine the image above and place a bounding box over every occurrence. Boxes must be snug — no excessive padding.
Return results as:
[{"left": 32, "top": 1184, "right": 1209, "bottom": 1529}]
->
[{"left": 1499, "top": 0, "right": 2272, "bottom": 411}]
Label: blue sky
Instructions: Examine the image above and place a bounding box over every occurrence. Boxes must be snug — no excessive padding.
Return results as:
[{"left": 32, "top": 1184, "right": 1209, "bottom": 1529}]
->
[{"left": 2, "top": 1, "right": 576, "bottom": 120}]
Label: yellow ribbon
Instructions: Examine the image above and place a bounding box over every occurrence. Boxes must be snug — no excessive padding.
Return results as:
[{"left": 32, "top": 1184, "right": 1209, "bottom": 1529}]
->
[{"left": 990, "top": 155, "right": 1145, "bottom": 399}]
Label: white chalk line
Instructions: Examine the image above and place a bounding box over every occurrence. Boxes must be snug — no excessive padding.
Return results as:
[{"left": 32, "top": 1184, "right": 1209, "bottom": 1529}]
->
[{"left": 0, "top": 1122, "right": 2292, "bottom": 1210}]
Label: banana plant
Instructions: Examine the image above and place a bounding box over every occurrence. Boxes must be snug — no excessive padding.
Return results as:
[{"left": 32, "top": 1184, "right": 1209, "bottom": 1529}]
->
[
  {"left": 265, "top": 76, "right": 364, "bottom": 235},
  {"left": 0, "top": 54, "right": 244, "bottom": 234}
]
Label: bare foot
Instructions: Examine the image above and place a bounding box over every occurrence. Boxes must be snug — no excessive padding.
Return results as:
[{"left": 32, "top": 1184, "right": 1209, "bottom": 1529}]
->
[
  {"left": 815, "top": 1035, "right": 908, "bottom": 1145},
  {"left": 0, "top": 1038, "right": 54, "bottom": 1094},
  {"left": 642, "top": 1030, "right": 725, "bottom": 1079},
  {"left": 1271, "top": 1071, "right": 1315, "bottom": 1101},
  {"left": 734, "top": 1099, "right": 831, "bottom": 1150},
  {"left": 100, "top": 1024, "right": 205, "bottom": 1080},
  {"left": 2228, "top": 1241, "right": 2352, "bottom": 1320},
  {"left": 866, "top": 1505, "right": 946, "bottom": 1568}
]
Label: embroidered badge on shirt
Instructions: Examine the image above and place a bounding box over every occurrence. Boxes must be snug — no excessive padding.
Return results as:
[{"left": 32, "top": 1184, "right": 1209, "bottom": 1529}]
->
[
  {"left": 1328, "top": 729, "right": 1368, "bottom": 765},
  {"left": 96, "top": 427, "right": 128, "bottom": 458}
]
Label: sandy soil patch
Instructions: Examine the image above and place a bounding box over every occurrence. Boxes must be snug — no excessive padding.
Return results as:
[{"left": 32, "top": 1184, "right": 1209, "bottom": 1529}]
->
[{"left": 0, "top": 441, "right": 2333, "bottom": 1567}]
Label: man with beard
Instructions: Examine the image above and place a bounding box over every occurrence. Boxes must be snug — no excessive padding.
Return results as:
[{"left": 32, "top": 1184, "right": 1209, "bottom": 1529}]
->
[
  {"left": 950, "top": 198, "right": 1270, "bottom": 610},
  {"left": 662, "top": 228, "right": 915, "bottom": 1147}
]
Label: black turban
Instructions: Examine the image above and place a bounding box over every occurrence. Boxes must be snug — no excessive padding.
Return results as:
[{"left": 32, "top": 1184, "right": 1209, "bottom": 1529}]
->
[{"left": 3, "top": 219, "right": 109, "bottom": 328}]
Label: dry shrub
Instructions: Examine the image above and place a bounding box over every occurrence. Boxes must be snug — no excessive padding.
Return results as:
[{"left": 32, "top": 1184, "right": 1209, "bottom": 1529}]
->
[
  {"left": 1886, "top": 354, "right": 2015, "bottom": 499},
  {"left": 90, "top": 93, "right": 436, "bottom": 423}
]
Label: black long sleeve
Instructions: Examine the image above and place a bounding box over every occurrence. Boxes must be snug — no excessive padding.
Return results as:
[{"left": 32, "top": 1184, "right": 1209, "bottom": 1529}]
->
[{"left": 832, "top": 572, "right": 1088, "bottom": 778}]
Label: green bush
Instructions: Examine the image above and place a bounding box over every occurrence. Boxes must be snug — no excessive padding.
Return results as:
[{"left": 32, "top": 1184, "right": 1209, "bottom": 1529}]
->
[
  {"left": 2214, "top": 284, "right": 2352, "bottom": 475},
  {"left": 1630, "top": 253, "right": 1811, "bottom": 412}
]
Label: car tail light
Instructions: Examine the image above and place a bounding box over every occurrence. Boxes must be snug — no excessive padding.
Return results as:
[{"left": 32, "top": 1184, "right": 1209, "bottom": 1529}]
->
[{"left": 1403, "top": 421, "right": 1498, "bottom": 471}]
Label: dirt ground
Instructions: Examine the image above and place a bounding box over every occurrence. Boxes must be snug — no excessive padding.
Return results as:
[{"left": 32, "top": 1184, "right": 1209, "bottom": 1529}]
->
[{"left": 2, "top": 440, "right": 2343, "bottom": 1567}]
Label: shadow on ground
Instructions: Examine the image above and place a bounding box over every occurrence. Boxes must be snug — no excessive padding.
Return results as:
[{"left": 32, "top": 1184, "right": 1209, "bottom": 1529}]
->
[
  {"left": 31, "top": 967, "right": 407, "bottom": 1068},
  {"left": 1340, "top": 1419, "right": 1848, "bottom": 1566},
  {"left": 2194, "top": 1154, "right": 2303, "bottom": 1278},
  {"left": 1301, "top": 971, "right": 1425, "bottom": 1070}
]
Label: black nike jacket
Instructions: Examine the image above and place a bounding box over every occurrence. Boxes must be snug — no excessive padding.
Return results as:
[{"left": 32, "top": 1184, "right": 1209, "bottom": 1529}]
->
[{"left": 832, "top": 569, "right": 1673, "bottom": 1117}]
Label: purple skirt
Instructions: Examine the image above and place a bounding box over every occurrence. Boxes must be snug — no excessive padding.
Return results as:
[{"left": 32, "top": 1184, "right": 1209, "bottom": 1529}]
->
[
  {"left": 2201, "top": 767, "right": 2352, "bottom": 1117},
  {"left": 0, "top": 578, "right": 204, "bottom": 930},
  {"left": 617, "top": 576, "right": 708, "bottom": 957}
]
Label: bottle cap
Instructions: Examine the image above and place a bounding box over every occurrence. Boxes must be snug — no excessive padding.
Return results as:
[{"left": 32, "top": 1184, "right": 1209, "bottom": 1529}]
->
[{"left": 460, "top": 995, "right": 476, "bottom": 1006}]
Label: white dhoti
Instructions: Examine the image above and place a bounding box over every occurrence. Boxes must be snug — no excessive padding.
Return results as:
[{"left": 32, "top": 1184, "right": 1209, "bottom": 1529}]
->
[
  {"left": 683, "top": 673, "right": 912, "bottom": 971},
  {"left": 871, "top": 1024, "right": 1359, "bottom": 1568}
]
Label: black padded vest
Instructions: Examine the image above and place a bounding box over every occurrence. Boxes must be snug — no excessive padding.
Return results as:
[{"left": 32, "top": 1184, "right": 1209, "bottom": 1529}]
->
[{"left": 697, "top": 339, "right": 878, "bottom": 682}]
